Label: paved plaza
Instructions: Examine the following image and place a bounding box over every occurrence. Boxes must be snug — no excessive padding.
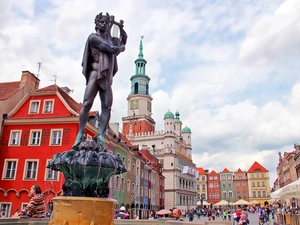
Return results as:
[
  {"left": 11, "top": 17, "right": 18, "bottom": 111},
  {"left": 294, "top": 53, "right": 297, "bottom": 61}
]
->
[{"left": 179, "top": 212, "right": 277, "bottom": 224}]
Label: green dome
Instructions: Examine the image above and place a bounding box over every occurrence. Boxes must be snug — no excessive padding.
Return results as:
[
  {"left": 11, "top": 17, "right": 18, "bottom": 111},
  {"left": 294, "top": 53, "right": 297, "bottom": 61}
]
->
[
  {"left": 182, "top": 126, "right": 191, "bottom": 133},
  {"left": 164, "top": 110, "right": 174, "bottom": 119}
]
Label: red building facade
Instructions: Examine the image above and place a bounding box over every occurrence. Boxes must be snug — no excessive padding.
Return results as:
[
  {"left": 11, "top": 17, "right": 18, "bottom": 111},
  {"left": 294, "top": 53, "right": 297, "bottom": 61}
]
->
[
  {"left": 207, "top": 170, "right": 221, "bottom": 204},
  {"left": 0, "top": 84, "right": 98, "bottom": 216}
]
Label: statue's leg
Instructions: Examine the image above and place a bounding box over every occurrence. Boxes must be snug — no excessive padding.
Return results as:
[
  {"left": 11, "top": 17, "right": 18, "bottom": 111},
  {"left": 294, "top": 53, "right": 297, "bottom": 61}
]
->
[
  {"left": 73, "top": 72, "right": 99, "bottom": 148},
  {"left": 95, "top": 86, "right": 113, "bottom": 147}
]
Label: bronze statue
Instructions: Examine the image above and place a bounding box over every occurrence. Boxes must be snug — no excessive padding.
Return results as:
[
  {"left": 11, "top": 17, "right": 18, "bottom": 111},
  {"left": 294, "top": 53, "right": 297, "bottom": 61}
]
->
[{"left": 73, "top": 12, "right": 127, "bottom": 148}]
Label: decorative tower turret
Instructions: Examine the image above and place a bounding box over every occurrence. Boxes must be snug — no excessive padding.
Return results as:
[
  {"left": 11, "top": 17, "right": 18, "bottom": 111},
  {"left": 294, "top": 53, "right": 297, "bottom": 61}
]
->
[
  {"left": 174, "top": 110, "right": 182, "bottom": 137},
  {"left": 122, "top": 37, "right": 155, "bottom": 135}
]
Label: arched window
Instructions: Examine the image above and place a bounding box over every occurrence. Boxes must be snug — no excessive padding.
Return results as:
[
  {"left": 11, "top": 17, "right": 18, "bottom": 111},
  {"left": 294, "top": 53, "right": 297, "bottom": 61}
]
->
[{"left": 134, "top": 82, "right": 138, "bottom": 94}]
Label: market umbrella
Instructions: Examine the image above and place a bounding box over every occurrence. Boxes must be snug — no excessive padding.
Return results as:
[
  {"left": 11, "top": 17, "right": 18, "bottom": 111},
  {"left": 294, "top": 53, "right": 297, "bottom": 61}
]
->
[
  {"left": 233, "top": 199, "right": 251, "bottom": 205},
  {"left": 214, "top": 200, "right": 229, "bottom": 206},
  {"left": 156, "top": 209, "right": 172, "bottom": 215},
  {"left": 197, "top": 200, "right": 210, "bottom": 206},
  {"left": 250, "top": 200, "right": 260, "bottom": 204},
  {"left": 275, "top": 178, "right": 300, "bottom": 199},
  {"left": 270, "top": 188, "right": 282, "bottom": 199}
]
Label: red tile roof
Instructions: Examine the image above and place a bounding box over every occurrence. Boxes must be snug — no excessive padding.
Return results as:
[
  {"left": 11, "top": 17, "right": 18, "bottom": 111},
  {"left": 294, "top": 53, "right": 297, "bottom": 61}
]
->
[
  {"left": 0, "top": 81, "right": 21, "bottom": 100},
  {"left": 209, "top": 170, "right": 218, "bottom": 175},
  {"left": 119, "top": 132, "right": 133, "bottom": 147},
  {"left": 139, "top": 148, "right": 161, "bottom": 171},
  {"left": 247, "top": 161, "right": 269, "bottom": 173},
  {"left": 236, "top": 168, "right": 243, "bottom": 172},
  {"left": 222, "top": 168, "right": 230, "bottom": 173},
  {"left": 196, "top": 167, "right": 206, "bottom": 175}
]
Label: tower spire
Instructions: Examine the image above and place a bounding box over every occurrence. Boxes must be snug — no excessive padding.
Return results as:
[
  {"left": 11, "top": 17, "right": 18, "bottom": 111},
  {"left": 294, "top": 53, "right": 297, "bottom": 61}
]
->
[{"left": 138, "top": 36, "right": 144, "bottom": 59}]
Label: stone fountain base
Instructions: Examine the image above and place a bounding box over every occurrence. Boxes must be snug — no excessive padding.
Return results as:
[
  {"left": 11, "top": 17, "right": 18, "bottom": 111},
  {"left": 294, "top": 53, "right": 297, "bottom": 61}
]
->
[{"left": 48, "top": 196, "right": 117, "bottom": 225}]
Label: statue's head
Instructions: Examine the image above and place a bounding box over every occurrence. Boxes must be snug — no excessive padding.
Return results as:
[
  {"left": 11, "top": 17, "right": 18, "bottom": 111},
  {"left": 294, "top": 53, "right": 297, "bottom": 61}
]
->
[{"left": 94, "top": 12, "right": 110, "bottom": 32}]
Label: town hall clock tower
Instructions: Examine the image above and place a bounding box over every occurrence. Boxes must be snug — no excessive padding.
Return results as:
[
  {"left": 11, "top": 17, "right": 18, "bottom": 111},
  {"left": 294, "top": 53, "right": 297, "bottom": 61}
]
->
[{"left": 122, "top": 37, "right": 155, "bottom": 135}]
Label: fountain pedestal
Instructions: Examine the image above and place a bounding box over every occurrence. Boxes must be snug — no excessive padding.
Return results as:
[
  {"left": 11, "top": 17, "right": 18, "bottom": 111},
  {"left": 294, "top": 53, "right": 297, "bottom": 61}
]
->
[{"left": 48, "top": 197, "right": 117, "bottom": 225}]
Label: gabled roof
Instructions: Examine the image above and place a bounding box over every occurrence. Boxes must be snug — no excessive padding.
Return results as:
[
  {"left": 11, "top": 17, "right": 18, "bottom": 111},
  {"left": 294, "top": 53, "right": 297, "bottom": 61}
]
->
[
  {"left": 196, "top": 167, "right": 207, "bottom": 175},
  {"left": 0, "top": 81, "right": 21, "bottom": 100},
  {"left": 34, "top": 84, "right": 82, "bottom": 114},
  {"left": 209, "top": 170, "right": 218, "bottom": 175},
  {"left": 247, "top": 161, "right": 269, "bottom": 173},
  {"left": 221, "top": 168, "right": 230, "bottom": 173},
  {"left": 236, "top": 168, "right": 243, "bottom": 173}
]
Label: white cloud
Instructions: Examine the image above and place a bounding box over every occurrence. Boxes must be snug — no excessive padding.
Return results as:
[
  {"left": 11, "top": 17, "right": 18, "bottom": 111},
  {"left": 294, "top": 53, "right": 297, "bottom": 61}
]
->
[{"left": 239, "top": 0, "right": 300, "bottom": 64}]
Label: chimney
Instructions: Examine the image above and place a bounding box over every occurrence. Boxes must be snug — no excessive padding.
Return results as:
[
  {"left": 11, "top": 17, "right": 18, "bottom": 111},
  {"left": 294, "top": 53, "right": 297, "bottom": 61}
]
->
[
  {"left": 110, "top": 122, "right": 119, "bottom": 137},
  {"left": 20, "top": 71, "right": 40, "bottom": 92}
]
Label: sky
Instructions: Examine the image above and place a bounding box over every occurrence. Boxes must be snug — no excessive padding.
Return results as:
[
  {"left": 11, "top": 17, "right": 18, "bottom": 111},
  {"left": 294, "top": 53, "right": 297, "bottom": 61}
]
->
[{"left": 1, "top": 0, "right": 300, "bottom": 188}]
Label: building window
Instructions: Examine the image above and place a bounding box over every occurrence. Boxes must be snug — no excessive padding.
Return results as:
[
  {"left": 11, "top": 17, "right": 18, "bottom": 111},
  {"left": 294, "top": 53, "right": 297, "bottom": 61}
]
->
[
  {"left": 29, "top": 100, "right": 40, "bottom": 113},
  {"left": 210, "top": 193, "right": 214, "bottom": 199},
  {"left": 222, "top": 183, "right": 226, "bottom": 188},
  {"left": 2, "top": 160, "right": 17, "bottom": 179},
  {"left": 243, "top": 191, "right": 246, "bottom": 198},
  {"left": 21, "top": 203, "right": 28, "bottom": 210},
  {"left": 209, "top": 183, "right": 213, "bottom": 188},
  {"left": 45, "top": 160, "right": 58, "bottom": 180},
  {"left": 221, "top": 175, "right": 226, "bottom": 180},
  {"left": 237, "top": 192, "right": 240, "bottom": 198},
  {"left": 202, "top": 176, "right": 205, "bottom": 181},
  {"left": 215, "top": 193, "right": 219, "bottom": 199},
  {"left": 127, "top": 180, "right": 130, "bottom": 191},
  {"left": 24, "top": 160, "right": 38, "bottom": 180},
  {"left": 229, "top": 191, "right": 233, "bottom": 198},
  {"left": 9, "top": 130, "right": 21, "bottom": 146},
  {"left": 261, "top": 174, "right": 264, "bottom": 178},
  {"left": 258, "top": 191, "right": 261, "bottom": 197},
  {"left": 262, "top": 182, "right": 265, "bottom": 187},
  {"left": 251, "top": 174, "right": 254, "bottom": 178},
  {"left": 209, "top": 176, "right": 213, "bottom": 180},
  {"left": 236, "top": 182, "right": 240, "bottom": 187},
  {"left": 0, "top": 203, "right": 11, "bottom": 217},
  {"left": 197, "top": 185, "right": 200, "bottom": 190},
  {"left": 223, "top": 192, "right": 227, "bottom": 198},
  {"left": 252, "top": 182, "right": 255, "bottom": 187},
  {"left": 121, "top": 177, "right": 125, "bottom": 189},
  {"left": 29, "top": 130, "right": 42, "bottom": 146},
  {"left": 263, "top": 191, "right": 266, "bottom": 197},
  {"left": 214, "top": 183, "right": 218, "bottom": 188},
  {"left": 227, "top": 174, "right": 232, "bottom": 180},
  {"left": 242, "top": 182, "right": 246, "bottom": 187},
  {"left": 256, "top": 174, "right": 259, "bottom": 178},
  {"left": 257, "top": 182, "right": 260, "bottom": 187},
  {"left": 214, "top": 176, "right": 218, "bottom": 180},
  {"left": 50, "top": 129, "right": 62, "bottom": 146},
  {"left": 228, "top": 183, "right": 232, "bottom": 188},
  {"left": 116, "top": 176, "right": 119, "bottom": 188},
  {"left": 43, "top": 100, "right": 54, "bottom": 113},
  {"left": 253, "top": 191, "right": 256, "bottom": 198},
  {"left": 127, "top": 160, "right": 131, "bottom": 172}
]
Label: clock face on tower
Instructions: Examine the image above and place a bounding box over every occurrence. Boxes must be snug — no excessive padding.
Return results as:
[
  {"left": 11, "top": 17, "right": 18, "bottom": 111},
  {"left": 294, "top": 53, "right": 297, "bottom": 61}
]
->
[{"left": 130, "top": 100, "right": 139, "bottom": 110}]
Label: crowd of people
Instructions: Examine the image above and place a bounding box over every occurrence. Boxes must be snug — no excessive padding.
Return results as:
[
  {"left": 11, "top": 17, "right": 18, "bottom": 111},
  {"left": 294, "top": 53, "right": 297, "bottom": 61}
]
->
[{"left": 2, "top": 184, "right": 297, "bottom": 223}]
